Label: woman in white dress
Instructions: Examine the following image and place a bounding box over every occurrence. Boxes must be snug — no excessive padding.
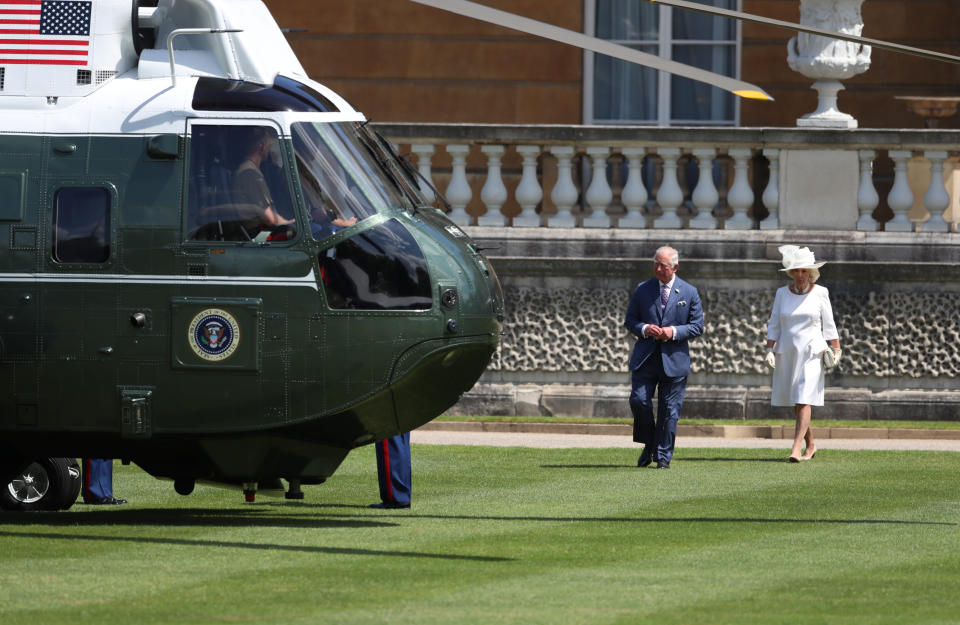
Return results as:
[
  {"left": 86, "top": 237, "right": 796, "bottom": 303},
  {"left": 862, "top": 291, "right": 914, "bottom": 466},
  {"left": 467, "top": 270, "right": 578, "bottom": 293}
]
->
[{"left": 764, "top": 246, "right": 841, "bottom": 462}]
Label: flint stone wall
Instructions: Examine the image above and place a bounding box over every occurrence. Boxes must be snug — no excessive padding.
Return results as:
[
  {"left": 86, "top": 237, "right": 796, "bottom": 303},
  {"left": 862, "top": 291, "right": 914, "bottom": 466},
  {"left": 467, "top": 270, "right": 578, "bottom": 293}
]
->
[{"left": 450, "top": 228, "right": 960, "bottom": 421}]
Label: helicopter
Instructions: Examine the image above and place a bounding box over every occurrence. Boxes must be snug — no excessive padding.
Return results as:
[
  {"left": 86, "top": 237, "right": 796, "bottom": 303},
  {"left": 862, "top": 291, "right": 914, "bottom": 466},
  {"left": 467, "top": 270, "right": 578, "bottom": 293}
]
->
[{"left": 1, "top": 0, "right": 956, "bottom": 512}]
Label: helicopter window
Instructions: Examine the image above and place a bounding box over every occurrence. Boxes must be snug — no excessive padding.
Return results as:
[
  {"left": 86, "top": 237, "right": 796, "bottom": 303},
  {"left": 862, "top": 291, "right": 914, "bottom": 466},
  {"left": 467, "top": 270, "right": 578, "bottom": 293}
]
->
[
  {"left": 192, "top": 76, "right": 338, "bottom": 113},
  {"left": 52, "top": 187, "right": 110, "bottom": 264},
  {"left": 318, "top": 219, "right": 432, "bottom": 311},
  {"left": 187, "top": 124, "right": 297, "bottom": 242},
  {"left": 293, "top": 121, "right": 409, "bottom": 242}
]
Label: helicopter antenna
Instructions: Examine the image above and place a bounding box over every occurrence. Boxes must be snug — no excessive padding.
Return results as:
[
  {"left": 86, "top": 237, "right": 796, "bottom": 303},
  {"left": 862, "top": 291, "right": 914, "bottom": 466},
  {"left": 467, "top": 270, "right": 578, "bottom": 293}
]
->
[
  {"left": 647, "top": 0, "right": 960, "bottom": 66},
  {"left": 407, "top": 0, "right": 773, "bottom": 101}
]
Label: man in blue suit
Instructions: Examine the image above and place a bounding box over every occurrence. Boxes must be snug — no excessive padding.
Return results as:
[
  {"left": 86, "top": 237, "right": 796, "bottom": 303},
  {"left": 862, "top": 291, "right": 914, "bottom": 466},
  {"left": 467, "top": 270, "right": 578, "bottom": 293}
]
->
[{"left": 624, "top": 246, "right": 703, "bottom": 469}]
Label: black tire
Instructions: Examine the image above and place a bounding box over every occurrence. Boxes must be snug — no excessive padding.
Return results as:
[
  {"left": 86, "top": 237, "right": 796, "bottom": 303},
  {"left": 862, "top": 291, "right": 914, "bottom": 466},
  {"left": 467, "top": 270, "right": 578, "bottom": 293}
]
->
[
  {"left": 0, "top": 458, "right": 81, "bottom": 512},
  {"left": 60, "top": 459, "right": 82, "bottom": 511}
]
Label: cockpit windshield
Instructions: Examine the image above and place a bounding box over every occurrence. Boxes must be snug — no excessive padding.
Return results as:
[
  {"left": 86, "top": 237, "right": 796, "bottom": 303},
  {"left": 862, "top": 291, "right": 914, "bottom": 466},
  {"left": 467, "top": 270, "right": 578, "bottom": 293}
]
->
[{"left": 292, "top": 122, "right": 410, "bottom": 242}]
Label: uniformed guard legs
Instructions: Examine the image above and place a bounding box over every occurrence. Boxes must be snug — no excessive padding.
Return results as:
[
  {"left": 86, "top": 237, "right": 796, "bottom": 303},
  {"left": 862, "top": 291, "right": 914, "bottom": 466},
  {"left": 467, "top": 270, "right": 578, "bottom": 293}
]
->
[{"left": 374, "top": 433, "right": 411, "bottom": 508}]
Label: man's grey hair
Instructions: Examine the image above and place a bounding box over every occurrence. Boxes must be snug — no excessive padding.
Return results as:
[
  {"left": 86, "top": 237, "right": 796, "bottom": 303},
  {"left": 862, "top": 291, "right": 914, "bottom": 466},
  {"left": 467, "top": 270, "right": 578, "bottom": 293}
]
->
[{"left": 654, "top": 246, "right": 679, "bottom": 268}]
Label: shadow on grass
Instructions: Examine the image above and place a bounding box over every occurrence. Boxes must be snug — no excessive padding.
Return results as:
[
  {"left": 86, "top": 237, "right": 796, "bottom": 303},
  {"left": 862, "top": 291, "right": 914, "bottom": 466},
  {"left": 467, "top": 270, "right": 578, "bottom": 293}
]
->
[
  {"left": 0, "top": 507, "right": 388, "bottom": 529},
  {"left": 270, "top": 504, "right": 958, "bottom": 527},
  {"left": 0, "top": 529, "right": 511, "bottom": 561}
]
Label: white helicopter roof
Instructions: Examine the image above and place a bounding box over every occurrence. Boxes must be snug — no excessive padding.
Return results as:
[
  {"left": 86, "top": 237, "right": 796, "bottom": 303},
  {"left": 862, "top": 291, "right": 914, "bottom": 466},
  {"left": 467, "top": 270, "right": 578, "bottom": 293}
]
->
[{"left": 0, "top": 0, "right": 360, "bottom": 134}]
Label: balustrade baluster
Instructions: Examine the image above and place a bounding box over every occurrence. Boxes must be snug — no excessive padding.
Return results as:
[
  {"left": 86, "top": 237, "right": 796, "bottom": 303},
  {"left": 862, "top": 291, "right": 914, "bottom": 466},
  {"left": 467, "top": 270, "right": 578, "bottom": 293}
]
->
[
  {"left": 547, "top": 146, "right": 578, "bottom": 228},
  {"left": 445, "top": 144, "right": 473, "bottom": 226},
  {"left": 760, "top": 149, "right": 780, "bottom": 230},
  {"left": 410, "top": 144, "right": 437, "bottom": 206},
  {"left": 618, "top": 147, "right": 647, "bottom": 229},
  {"left": 583, "top": 147, "right": 613, "bottom": 228},
  {"left": 513, "top": 145, "right": 543, "bottom": 227},
  {"left": 689, "top": 148, "right": 718, "bottom": 229},
  {"left": 725, "top": 148, "right": 754, "bottom": 230},
  {"left": 886, "top": 150, "right": 914, "bottom": 232},
  {"left": 856, "top": 150, "right": 879, "bottom": 231},
  {"left": 478, "top": 145, "right": 508, "bottom": 226},
  {"left": 654, "top": 148, "right": 683, "bottom": 229},
  {"left": 921, "top": 151, "right": 950, "bottom": 232}
]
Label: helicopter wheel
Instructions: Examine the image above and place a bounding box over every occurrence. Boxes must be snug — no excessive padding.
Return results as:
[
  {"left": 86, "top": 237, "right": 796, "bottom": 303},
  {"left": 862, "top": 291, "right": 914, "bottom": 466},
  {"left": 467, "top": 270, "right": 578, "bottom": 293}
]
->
[{"left": 0, "top": 458, "right": 82, "bottom": 512}]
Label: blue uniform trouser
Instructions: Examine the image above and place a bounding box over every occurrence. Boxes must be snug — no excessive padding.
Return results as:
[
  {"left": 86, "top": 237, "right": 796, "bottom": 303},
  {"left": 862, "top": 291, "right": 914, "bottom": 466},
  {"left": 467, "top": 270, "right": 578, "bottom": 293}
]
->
[
  {"left": 375, "top": 433, "right": 411, "bottom": 505},
  {"left": 82, "top": 458, "right": 114, "bottom": 502},
  {"left": 629, "top": 351, "right": 687, "bottom": 464}
]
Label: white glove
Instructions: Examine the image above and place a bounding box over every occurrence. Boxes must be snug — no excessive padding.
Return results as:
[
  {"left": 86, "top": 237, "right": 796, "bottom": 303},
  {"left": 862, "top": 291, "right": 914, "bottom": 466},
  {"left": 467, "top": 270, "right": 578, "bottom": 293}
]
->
[
  {"left": 764, "top": 350, "right": 776, "bottom": 370},
  {"left": 823, "top": 348, "right": 842, "bottom": 369}
]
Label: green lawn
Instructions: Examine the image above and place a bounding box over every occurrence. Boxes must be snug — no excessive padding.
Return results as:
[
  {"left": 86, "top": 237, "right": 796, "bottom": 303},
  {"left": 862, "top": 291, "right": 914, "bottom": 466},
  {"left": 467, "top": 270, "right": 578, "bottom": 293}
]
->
[{"left": 1, "top": 445, "right": 958, "bottom": 625}]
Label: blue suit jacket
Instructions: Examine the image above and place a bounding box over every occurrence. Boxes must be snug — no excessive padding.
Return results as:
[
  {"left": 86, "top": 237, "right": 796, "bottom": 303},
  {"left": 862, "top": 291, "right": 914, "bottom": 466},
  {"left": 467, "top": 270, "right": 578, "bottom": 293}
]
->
[{"left": 624, "top": 276, "right": 704, "bottom": 377}]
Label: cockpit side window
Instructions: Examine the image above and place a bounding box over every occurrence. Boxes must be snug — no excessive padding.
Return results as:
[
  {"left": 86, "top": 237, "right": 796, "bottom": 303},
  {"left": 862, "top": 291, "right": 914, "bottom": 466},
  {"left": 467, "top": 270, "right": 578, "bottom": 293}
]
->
[
  {"left": 52, "top": 187, "right": 110, "bottom": 263},
  {"left": 186, "top": 124, "right": 296, "bottom": 243},
  {"left": 319, "top": 219, "right": 432, "bottom": 311}
]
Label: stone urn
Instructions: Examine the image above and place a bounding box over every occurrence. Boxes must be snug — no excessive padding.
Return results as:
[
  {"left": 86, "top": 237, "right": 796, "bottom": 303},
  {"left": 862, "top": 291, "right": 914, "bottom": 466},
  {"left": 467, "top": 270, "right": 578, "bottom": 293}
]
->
[{"left": 787, "top": 0, "right": 872, "bottom": 128}]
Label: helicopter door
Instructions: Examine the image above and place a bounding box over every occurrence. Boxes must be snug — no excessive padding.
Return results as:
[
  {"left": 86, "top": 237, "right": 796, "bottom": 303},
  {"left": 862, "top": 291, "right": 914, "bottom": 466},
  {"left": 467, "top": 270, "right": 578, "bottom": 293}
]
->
[{"left": 40, "top": 182, "right": 119, "bottom": 429}]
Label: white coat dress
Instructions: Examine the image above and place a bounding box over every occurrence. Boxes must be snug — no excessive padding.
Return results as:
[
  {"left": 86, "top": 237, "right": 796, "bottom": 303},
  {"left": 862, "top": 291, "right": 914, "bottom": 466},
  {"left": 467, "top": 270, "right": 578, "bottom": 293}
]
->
[{"left": 766, "top": 284, "right": 839, "bottom": 407}]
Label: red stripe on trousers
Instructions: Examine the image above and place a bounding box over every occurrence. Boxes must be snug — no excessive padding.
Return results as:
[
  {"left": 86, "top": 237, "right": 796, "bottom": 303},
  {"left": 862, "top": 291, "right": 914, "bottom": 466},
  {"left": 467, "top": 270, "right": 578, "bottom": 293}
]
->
[{"left": 381, "top": 440, "right": 394, "bottom": 502}]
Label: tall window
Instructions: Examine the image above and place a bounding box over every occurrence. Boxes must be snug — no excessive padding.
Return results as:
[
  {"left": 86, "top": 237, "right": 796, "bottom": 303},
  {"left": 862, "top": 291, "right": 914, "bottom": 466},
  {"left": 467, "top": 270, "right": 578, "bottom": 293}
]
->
[{"left": 586, "top": 0, "right": 740, "bottom": 126}]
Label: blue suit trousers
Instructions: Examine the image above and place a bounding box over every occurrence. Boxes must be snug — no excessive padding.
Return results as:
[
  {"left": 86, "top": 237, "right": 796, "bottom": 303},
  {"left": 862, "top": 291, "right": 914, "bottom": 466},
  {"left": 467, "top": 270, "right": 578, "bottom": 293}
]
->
[
  {"left": 375, "top": 433, "right": 411, "bottom": 505},
  {"left": 629, "top": 348, "right": 687, "bottom": 464},
  {"left": 81, "top": 458, "right": 114, "bottom": 502}
]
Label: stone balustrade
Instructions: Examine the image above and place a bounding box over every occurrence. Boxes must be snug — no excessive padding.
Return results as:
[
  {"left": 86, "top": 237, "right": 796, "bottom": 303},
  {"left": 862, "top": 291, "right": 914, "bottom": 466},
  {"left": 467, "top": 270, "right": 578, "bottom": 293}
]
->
[{"left": 376, "top": 124, "right": 960, "bottom": 233}]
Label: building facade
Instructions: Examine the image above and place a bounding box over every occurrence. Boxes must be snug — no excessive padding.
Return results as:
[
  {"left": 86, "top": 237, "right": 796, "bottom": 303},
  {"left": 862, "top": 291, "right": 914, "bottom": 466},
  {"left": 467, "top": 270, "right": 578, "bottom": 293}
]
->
[{"left": 266, "top": 0, "right": 960, "bottom": 129}]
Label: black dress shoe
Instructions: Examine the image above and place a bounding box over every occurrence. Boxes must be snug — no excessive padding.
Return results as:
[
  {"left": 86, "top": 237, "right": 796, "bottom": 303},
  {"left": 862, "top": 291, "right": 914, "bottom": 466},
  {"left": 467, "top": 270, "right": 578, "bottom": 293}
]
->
[
  {"left": 369, "top": 502, "right": 410, "bottom": 509},
  {"left": 637, "top": 447, "right": 655, "bottom": 468},
  {"left": 656, "top": 461, "right": 670, "bottom": 469},
  {"left": 86, "top": 496, "right": 127, "bottom": 505}
]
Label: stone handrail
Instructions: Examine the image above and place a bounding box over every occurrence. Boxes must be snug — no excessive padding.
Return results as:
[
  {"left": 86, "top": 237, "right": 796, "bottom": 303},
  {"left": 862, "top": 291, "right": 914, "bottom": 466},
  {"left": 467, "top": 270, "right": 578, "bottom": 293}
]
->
[{"left": 375, "top": 123, "right": 960, "bottom": 233}]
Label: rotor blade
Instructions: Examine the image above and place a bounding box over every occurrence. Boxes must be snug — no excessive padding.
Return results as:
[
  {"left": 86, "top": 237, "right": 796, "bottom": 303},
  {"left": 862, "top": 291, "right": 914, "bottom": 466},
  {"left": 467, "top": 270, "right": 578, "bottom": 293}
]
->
[
  {"left": 648, "top": 0, "right": 960, "bottom": 66},
  {"left": 407, "top": 0, "right": 772, "bottom": 101}
]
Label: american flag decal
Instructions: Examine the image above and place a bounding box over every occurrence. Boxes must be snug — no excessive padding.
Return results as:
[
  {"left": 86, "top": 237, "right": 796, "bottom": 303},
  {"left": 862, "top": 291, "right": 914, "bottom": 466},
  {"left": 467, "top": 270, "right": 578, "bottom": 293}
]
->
[{"left": 0, "top": 1, "right": 91, "bottom": 66}]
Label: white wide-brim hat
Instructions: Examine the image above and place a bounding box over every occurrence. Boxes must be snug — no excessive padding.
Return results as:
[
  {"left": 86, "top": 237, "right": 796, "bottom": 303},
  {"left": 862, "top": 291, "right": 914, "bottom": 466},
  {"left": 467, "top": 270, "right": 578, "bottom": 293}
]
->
[{"left": 778, "top": 245, "right": 826, "bottom": 272}]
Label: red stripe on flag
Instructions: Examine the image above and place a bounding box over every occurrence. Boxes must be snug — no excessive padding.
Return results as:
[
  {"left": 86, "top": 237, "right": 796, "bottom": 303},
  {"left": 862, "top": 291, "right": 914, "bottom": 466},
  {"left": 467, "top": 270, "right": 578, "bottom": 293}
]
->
[
  {"left": 0, "top": 48, "right": 87, "bottom": 54},
  {"left": 0, "top": 58, "right": 87, "bottom": 65},
  {"left": 0, "top": 19, "right": 39, "bottom": 24}
]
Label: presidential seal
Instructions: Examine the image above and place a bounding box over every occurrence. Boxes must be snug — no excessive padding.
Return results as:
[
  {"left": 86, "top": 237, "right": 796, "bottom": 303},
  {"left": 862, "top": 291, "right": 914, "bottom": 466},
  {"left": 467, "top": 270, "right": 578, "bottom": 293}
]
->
[{"left": 188, "top": 308, "right": 240, "bottom": 361}]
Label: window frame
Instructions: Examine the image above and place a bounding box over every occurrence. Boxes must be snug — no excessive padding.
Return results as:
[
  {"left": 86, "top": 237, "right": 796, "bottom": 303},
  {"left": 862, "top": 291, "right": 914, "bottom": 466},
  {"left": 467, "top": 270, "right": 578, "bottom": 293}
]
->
[
  {"left": 48, "top": 183, "right": 116, "bottom": 267},
  {"left": 183, "top": 117, "right": 300, "bottom": 245},
  {"left": 582, "top": 0, "right": 743, "bottom": 127}
]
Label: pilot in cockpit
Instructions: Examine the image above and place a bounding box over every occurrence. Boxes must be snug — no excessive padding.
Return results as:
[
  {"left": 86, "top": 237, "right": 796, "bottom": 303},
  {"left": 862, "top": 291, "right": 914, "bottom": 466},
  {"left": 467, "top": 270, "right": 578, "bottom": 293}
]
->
[{"left": 233, "top": 127, "right": 295, "bottom": 232}]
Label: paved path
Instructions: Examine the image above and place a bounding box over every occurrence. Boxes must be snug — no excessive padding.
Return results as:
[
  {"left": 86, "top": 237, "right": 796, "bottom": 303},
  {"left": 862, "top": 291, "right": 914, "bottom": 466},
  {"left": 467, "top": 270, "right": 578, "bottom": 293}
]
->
[{"left": 412, "top": 430, "right": 960, "bottom": 452}]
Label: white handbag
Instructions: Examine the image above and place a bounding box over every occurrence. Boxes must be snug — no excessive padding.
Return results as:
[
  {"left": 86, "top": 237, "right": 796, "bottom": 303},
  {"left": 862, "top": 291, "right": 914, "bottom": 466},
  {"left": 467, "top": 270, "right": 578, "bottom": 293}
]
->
[{"left": 822, "top": 348, "right": 842, "bottom": 369}]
